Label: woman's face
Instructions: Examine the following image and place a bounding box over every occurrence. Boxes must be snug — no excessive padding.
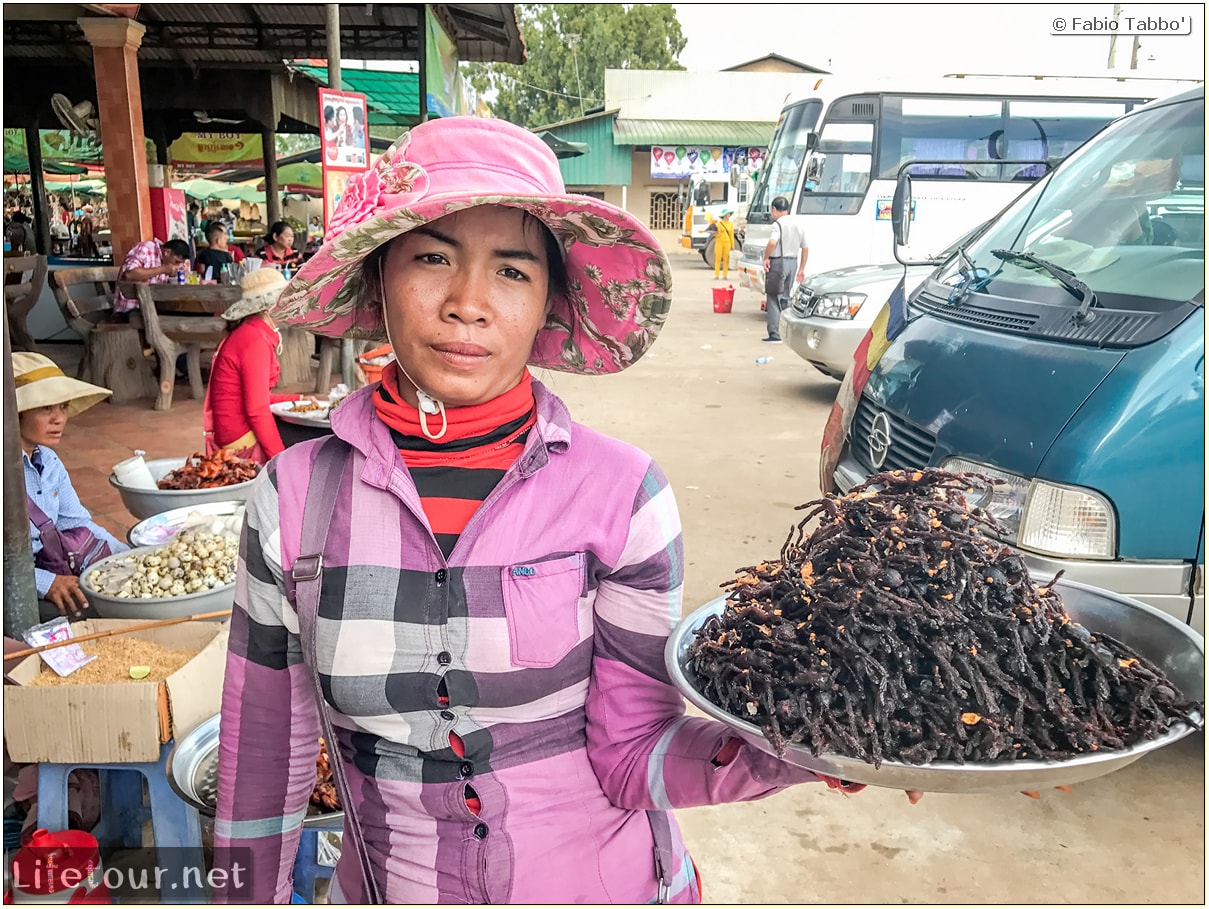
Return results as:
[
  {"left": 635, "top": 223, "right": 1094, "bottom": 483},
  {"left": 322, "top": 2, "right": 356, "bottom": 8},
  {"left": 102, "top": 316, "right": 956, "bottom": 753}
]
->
[
  {"left": 337, "top": 109, "right": 348, "bottom": 125},
  {"left": 19, "top": 403, "right": 70, "bottom": 452},
  {"left": 380, "top": 206, "right": 551, "bottom": 409},
  {"left": 277, "top": 227, "right": 294, "bottom": 248}
]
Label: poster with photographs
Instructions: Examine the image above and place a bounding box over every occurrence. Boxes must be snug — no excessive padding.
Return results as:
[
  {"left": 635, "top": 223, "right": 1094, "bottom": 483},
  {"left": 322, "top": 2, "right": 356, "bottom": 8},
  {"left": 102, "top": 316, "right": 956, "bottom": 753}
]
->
[{"left": 319, "top": 88, "right": 369, "bottom": 170}]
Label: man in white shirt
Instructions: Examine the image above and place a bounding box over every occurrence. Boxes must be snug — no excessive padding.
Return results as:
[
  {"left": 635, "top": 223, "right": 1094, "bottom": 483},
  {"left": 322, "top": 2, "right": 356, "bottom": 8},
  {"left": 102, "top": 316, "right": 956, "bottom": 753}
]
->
[{"left": 761, "top": 195, "right": 809, "bottom": 342}]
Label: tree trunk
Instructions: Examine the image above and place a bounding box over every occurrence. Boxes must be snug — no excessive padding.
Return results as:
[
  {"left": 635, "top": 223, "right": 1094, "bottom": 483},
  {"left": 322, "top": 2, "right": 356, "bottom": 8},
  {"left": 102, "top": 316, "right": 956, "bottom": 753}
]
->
[
  {"left": 89, "top": 323, "right": 157, "bottom": 404},
  {"left": 276, "top": 326, "right": 315, "bottom": 388}
]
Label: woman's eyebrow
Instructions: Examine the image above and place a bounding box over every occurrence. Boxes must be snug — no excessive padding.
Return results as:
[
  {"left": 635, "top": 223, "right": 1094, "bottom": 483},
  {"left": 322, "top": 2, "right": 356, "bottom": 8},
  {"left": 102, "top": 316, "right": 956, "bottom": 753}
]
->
[{"left": 414, "top": 225, "right": 539, "bottom": 261}]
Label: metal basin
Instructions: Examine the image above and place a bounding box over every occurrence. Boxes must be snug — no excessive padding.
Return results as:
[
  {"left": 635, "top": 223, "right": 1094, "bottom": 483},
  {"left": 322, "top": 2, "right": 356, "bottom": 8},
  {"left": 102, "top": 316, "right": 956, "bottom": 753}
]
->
[
  {"left": 109, "top": 457, "right": 258, "bottom": 521},
  {"left": 128, "top": 501, "right": 246, "bottom": 548},
  {"left": 80, "top": 545, "right": 234, "bottom": 621},
  {"left": 666, "top": 578, "right": 1204, "bottom": 794},
  {"left": 167, "top": 714, "right": 344, "bottom": 828}
]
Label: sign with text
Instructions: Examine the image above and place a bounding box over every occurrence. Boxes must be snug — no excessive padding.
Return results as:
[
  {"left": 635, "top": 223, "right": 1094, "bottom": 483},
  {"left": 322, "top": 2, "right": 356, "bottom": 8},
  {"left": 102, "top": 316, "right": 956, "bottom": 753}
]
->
[
  {"left": 650, "top": 145, "right": 767, "bottom": 179},
  {"left": 169, "top": 133, "right": 264, "bottom": 169}
]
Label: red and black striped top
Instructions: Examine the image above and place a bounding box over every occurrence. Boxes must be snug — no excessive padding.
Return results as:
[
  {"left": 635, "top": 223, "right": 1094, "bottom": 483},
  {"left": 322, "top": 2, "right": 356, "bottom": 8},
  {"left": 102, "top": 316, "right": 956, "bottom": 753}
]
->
[{"left": 371, "top": 361, "right": 536, "bottom": 560}]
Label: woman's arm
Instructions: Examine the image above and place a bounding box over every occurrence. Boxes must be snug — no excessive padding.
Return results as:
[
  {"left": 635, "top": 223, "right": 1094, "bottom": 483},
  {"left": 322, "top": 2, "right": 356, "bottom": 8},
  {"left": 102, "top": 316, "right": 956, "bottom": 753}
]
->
[
  {"left": 584, "top": 460, "right": 819, "bottom": 811},
  {"left": 212, "top": 466, "right": 321, "bottom": 903},
  {"left": 239, "top": 335, "right": 289, "bottom": 458}
]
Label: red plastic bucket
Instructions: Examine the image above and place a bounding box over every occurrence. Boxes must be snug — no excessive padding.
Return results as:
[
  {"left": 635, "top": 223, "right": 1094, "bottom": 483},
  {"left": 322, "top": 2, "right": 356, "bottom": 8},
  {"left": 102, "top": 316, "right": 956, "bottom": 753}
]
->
[{"left": 712, "top": 285, "right": 735, "bottom": 314}]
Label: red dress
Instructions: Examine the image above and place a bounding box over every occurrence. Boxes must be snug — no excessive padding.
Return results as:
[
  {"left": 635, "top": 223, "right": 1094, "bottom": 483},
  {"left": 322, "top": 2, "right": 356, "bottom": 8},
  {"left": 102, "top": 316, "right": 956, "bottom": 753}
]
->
[{"left": 204, "top": 317, "right": 300, "bottom": 462}]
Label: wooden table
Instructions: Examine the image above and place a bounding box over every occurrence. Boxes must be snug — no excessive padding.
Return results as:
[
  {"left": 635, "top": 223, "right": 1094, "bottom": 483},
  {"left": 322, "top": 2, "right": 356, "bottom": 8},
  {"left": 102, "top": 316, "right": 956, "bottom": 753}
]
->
[{"left": 122, "top": 283, "right": 238, "bottom": 410}]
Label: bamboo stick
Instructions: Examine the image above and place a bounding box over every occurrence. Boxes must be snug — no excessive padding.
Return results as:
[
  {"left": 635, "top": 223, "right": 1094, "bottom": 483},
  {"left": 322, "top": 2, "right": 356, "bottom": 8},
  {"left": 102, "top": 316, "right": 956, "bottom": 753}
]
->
[{"left": 3, "top": 610, "right": 232, "bottom": 662}]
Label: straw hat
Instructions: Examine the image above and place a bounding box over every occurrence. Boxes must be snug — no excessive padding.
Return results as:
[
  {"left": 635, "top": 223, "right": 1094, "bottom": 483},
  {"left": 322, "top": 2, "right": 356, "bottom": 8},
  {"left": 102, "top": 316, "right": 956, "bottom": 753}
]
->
[
  {"left": 13, "top": 352, "right": 111, "bottom": 416},
  {"left": 221, "top": 267, "right": 288, "bottom": 321}
]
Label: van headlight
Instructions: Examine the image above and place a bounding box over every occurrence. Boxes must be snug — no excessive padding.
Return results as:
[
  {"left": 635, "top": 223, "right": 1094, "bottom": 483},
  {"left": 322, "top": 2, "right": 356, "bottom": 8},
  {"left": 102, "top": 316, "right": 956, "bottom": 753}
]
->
[
  {"left": 941, "top": 458, "right": 1116, "bottom": 560},
  {"left": 812, "top": 293, "right": 866, "bottom": 320}
]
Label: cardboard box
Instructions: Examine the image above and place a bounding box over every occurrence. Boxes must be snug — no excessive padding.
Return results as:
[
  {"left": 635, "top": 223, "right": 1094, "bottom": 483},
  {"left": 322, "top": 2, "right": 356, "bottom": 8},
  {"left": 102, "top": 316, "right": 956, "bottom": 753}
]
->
[{"left": 3, "top": 619, "right": 228, "bottom": 764}]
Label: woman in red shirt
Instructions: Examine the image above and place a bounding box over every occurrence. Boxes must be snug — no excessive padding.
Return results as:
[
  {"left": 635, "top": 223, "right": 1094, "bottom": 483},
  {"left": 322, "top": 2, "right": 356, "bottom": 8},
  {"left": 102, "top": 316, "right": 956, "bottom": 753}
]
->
[
  {"left": 203, "top": 269, "right": 313, "bottom": 463},
  {"left": 258, "top": 221, "right": 303, "bottom": 270}
]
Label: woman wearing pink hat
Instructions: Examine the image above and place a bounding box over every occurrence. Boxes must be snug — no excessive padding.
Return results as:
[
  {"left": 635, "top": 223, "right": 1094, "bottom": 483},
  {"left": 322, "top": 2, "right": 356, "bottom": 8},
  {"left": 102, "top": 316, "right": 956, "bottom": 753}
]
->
[{"left": 213, "top": 117, "right": 842, "bottom": 905}]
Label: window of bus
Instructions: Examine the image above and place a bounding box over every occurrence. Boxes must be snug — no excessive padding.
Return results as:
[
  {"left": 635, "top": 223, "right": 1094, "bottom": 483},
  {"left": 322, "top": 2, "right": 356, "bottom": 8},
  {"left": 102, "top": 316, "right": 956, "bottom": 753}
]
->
[
  {"left": 1002, "top": 100, "right": 1128, "bottom": 180},
  {"left": 878, "top": 96, "right": 1003, "bottom": 181},
  {"left": 747, "top": 99, "right": 823, "bottom": 224},
  {"left": 797, "top": 122, "right": 874, "bottom": 214}
]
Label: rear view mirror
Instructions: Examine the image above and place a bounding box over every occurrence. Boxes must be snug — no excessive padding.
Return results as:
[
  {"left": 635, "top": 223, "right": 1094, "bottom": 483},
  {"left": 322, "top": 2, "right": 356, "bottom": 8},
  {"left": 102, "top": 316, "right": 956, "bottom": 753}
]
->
[
  {"left": 892, "top": 173, "right": 913, "bottom": 246},
  {"left": 805, "top": 132, "right": 818, "bottom": 151},
  {"left": 730, "top": 163, "right": 741, "bottom": 188}
]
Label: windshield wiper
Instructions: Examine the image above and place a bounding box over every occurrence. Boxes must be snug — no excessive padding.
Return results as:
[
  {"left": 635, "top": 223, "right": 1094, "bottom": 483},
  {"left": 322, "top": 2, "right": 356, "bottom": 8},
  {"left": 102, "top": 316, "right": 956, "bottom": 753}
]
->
[
  {"left": 990, "top": 249, "right": 1100, "bottom": 323},
  {"left": 945, "top": 246, "right": 991, "bottom": 307}
]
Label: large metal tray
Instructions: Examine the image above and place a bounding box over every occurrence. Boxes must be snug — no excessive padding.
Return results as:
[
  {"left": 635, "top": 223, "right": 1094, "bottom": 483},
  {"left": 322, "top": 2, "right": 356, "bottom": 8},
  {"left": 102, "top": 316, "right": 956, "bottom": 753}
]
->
[
  {"left": 270, "top": 400, "right": 331, "bottom": 428},
  {"left": 666, "top": 578, "right": 1204, "bottom": 794},
  {"left": 110, "top": 458, "right": 257, "bottom": 521},
  {"left": 167, "top": 714, "right": 344, "bottom": 829}
]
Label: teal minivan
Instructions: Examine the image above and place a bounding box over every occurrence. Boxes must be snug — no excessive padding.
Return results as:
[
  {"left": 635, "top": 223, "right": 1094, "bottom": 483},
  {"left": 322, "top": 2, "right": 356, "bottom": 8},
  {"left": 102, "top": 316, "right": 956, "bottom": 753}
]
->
[{"left": 823, "top": 87, "right": 1205, "bottom": 632}]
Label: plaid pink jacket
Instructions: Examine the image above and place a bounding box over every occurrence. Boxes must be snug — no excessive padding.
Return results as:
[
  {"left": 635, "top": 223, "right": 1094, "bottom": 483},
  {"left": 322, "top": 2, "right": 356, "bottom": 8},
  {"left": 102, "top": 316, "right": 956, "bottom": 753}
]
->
[{"left": 212, "top": 382, "right": 816, "bottom": 904}]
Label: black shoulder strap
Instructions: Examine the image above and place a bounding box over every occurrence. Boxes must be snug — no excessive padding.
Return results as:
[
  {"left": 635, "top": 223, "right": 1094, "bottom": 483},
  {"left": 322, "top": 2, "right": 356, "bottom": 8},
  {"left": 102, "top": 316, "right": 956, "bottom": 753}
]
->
[{"left": 288, "top": 437, "right": 384, "bottom": 904}]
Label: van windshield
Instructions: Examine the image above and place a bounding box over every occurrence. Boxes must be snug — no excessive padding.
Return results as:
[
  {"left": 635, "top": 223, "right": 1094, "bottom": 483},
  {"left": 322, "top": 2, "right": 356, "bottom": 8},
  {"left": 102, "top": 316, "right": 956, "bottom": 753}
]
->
[{"left": 941, "top": 94, "right": 1204, "bottom": 311}]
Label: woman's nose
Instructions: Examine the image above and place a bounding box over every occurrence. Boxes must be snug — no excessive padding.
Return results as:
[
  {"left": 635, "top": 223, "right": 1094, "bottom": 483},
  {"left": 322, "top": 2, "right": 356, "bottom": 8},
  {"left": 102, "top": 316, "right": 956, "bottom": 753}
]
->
[{"left": 442, "top": 268, "right": 492, "bottom": 323}]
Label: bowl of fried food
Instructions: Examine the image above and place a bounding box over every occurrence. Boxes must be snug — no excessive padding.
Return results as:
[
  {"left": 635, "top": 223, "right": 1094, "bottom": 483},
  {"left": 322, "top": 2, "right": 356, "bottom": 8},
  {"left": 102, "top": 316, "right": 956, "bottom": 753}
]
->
[
  {"left": 667, "top": 468, "right": 1204, "bottom": 794},
  {"left": 110, "top": 451, "right": 260, "bottom": 520}
]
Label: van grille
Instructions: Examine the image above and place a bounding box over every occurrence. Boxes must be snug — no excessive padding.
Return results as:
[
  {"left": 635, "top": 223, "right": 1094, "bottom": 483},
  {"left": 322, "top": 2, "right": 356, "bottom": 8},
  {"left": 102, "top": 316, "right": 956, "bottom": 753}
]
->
[{"left": 851, "top": 398, "right": 938, "bottom": 473}]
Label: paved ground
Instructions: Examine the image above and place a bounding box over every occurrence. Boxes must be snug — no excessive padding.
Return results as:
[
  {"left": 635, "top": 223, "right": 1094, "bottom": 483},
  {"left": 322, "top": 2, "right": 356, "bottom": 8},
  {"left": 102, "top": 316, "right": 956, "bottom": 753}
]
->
[{"left": 45, "top": 249, "right": 1205, "bottom": 903}]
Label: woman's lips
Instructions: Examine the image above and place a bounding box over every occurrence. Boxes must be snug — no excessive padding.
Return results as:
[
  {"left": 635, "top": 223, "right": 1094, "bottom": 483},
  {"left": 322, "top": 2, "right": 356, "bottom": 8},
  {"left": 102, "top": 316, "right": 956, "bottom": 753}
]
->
[{"left": 432, "top": 342, "right": 490, "bottom": 368}]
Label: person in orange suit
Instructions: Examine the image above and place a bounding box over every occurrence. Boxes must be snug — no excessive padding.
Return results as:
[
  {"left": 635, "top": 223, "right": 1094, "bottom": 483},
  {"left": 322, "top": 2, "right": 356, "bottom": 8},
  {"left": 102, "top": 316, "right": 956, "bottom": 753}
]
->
[{"left": 714, "top": 209, "right": 736, "bottom": 279}]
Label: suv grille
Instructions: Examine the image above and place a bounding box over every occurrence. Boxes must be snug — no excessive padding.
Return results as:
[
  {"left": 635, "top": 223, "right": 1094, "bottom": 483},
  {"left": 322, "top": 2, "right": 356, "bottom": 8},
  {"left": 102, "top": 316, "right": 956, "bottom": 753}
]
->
[{"left": 851, "top": 397, "right": 938, "bottom": 473}]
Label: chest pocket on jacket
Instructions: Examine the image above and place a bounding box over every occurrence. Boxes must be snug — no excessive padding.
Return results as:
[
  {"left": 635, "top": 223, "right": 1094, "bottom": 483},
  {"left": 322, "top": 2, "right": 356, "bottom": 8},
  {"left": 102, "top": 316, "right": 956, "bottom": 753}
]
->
[{"left": 501, "top": 554, "right": 586, "bottom": 668}]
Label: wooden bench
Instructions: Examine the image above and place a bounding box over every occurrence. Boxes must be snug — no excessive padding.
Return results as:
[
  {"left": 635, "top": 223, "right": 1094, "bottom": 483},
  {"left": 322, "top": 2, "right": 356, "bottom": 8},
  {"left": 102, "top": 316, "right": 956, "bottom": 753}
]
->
[
  {"left": 5, "top": 254, "right": 48, "bottom": 352},
  {"left": 123, "top": 283, "right": 236, "bottom": 411}
]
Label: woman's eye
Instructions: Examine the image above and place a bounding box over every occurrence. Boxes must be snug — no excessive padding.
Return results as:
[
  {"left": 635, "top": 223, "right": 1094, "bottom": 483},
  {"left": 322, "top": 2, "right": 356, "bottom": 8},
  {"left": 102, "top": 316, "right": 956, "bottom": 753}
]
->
[
  {"left": 417, "top": 253, "right": 448, "bottom": 265},
  {"left": 500, "top": 267, "right": 529, "bottom": 282}
]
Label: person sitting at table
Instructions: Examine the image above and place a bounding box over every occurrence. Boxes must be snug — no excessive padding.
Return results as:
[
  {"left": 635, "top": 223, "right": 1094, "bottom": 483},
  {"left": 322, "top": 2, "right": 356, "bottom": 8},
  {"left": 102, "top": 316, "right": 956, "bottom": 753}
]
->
[
  {"left": 112, "top": 238, "right": 192, "bottom": 314},
  {"left": 195, "top": 221, "right": 246, "bottom": 280},
  {"left": 13, "top": 352, "right": 130, "bottom": 621},
  {"left": 258, "top": 220, "right": 302, "bottom": 269},
  {"left": 204, "top": 269, "right": 314, "bottom": 463}
]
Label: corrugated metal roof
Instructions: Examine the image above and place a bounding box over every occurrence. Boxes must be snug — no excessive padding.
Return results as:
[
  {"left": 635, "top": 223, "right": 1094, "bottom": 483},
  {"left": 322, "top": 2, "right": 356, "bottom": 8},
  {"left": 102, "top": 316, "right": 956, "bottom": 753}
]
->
[
  {"left": 540, "top": 113, "right": 632, "bottom": 186},
  {"left": 612, "top": 119, "right": 775, "bottom": 148},
  {"left": 605, "top": 69, "right": 815, "bottom": 122}
]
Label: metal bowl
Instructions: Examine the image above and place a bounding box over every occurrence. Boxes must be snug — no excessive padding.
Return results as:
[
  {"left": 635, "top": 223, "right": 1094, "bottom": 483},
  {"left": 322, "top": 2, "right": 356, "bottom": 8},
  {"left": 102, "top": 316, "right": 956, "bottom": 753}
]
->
[
  {"left": 666, "top": 578, "right": 1205, "bottom": 794},
  {"left": 128, "top": 501, "right": 246, "bottom": 548},
  {"left": 80, "top": 545, "right": 234, "bottom": 621},
  {"left": 167, "top": 714, "right": 345, "bottom": 828},
  {"left": 109, "top": 458, "right": 258, "bottom": 521}
]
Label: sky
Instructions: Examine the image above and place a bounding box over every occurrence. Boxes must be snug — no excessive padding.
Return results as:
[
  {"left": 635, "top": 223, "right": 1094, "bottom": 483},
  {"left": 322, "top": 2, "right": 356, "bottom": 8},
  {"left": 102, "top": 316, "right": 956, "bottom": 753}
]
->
[{"left": 673, "top": 2, "right": 1205, "bottom": 80}]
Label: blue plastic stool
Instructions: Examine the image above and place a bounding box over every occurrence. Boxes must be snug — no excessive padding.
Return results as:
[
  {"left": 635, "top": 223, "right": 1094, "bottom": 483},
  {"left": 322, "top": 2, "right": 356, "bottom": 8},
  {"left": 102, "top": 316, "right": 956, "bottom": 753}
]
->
[
  {"left": 36, "top": 740, "right": 207, "bottom": 903},
  {"left": 292, "top": 816, "right": 343, "bottom": 904}
]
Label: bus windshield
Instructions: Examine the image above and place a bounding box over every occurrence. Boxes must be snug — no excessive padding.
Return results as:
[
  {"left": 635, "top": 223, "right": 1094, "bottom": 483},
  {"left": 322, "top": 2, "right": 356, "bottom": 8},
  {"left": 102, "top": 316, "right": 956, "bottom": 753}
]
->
[
  {"left": 747, "top": 99, "right": 823, "bottom": 224},
  {"left": 946, "top": 95, "right": 1204, "bottom": 310}
]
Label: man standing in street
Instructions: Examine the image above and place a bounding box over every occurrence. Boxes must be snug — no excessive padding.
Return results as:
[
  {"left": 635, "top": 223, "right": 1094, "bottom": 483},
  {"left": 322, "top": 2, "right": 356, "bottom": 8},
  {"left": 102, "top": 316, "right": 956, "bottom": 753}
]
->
[{"left": 761, "top": 195, "right": 809, "bottom": 343}]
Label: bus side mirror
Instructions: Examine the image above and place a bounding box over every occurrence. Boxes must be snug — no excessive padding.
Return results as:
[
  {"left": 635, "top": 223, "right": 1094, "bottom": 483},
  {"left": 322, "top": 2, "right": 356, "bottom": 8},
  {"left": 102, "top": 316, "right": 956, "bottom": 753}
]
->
[
  {"left": 892, "top": 173, "right": 913, "bottom": 246},
  {"left": 805, "top": 132, "right": 818, "bottom": 151},
  {"left": 730, "top": 163, "right": 741, "bottom": 188}
]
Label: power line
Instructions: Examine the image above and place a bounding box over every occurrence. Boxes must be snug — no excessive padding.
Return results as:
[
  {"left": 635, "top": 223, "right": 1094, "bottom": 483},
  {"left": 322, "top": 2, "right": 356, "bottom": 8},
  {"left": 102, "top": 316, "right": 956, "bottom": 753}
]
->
[{"left": 478, "top": 68, "right": 603, "bottom": 105}]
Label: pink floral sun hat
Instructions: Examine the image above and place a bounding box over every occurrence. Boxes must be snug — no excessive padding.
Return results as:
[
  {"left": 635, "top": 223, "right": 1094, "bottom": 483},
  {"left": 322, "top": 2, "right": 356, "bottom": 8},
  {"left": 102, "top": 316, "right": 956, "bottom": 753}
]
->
[{"left": 273, "top": 116, "right": 672, "bottom": 376}]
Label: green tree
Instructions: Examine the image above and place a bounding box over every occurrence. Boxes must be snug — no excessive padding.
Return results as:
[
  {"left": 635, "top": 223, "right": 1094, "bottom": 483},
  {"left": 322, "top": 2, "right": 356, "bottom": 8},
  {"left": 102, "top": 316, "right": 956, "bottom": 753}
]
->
[{"left": 466, "top": 4, "right": 686, "bottom": 129}]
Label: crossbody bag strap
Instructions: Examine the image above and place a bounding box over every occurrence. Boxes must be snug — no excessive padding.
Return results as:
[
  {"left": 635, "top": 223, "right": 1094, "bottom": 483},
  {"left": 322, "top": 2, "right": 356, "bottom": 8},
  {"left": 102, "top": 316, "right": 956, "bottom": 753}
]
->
[
  {"left": 647, "top": 809, "right": 676, "bottom": 903},
  {"left": 288, "top": 437, "right": 384, "bottom": 904},
  {"left": 26, "top": 494, "right": 69, "bottom": 569}
]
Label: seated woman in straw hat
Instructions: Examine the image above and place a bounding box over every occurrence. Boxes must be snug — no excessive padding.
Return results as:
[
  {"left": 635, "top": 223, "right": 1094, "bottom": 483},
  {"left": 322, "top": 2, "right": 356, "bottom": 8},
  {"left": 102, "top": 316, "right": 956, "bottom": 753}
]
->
[
  {"left": 203, "top": 268, "right": 316, "bottom": 464},
  {"left": 213, "top": 117, "right": 855, "bottom": 906},
  {"left": 13, "top": 352, "right": 129, "bottom": 620}
]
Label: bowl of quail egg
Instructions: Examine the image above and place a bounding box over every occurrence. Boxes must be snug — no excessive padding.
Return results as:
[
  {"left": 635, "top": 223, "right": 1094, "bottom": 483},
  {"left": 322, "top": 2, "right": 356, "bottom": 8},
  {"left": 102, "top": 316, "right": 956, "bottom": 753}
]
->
[{"left": 81, "top": 530, "right": 239, "bottom": 621}]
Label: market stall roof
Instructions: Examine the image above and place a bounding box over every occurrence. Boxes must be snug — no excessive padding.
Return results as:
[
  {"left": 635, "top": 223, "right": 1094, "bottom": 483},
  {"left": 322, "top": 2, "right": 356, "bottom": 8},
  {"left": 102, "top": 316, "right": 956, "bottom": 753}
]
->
[
  {"left": 3, "top": 157, "right": 89, "bottom": 176},
  {"left": 290, "top": 64, "right": 420, "bottom": 128},
  {"left": 612, "top": 119, "right": 777, "bottom": 148},
  {"left": 44, "top": 178, "right": 106, "bottom": 193},
  {"left": 3, "top": 4, "right": 525, "bottom": 66},
  {"left": 537, "top": 132, "right": 589, "bottom": 160},
  {"left": 176, "top": 178, "right": 265, "bottom": 204}
]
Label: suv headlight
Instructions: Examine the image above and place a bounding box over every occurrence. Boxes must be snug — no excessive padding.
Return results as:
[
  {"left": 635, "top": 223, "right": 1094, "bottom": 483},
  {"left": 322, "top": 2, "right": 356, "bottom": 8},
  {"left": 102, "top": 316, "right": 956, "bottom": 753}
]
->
[
  {"left": 812, "top": 292, "right": 866, "bottom": 320},
  {"left": 941, "top": 458, "right": 1116, "bottom": 559}
]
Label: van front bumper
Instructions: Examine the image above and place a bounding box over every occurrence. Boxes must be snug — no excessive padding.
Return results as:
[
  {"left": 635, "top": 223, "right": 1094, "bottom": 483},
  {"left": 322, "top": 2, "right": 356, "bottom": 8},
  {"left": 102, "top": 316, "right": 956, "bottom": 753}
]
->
[
  {"left": 831, "top": 451, "right": 1200, "bottom": 631},
  {"left": 738, "top": 260, "right": 764, "bottom": 294}
]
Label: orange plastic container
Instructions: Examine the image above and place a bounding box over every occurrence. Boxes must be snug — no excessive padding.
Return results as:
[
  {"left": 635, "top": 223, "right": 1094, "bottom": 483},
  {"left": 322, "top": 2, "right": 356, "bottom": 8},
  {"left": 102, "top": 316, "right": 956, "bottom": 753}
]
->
[
  {"left": 357, "top": 344, "right": 394, "bottom": 385},
  {"left": 712, "top": 285, "right": 735, "bottom": 314}
]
